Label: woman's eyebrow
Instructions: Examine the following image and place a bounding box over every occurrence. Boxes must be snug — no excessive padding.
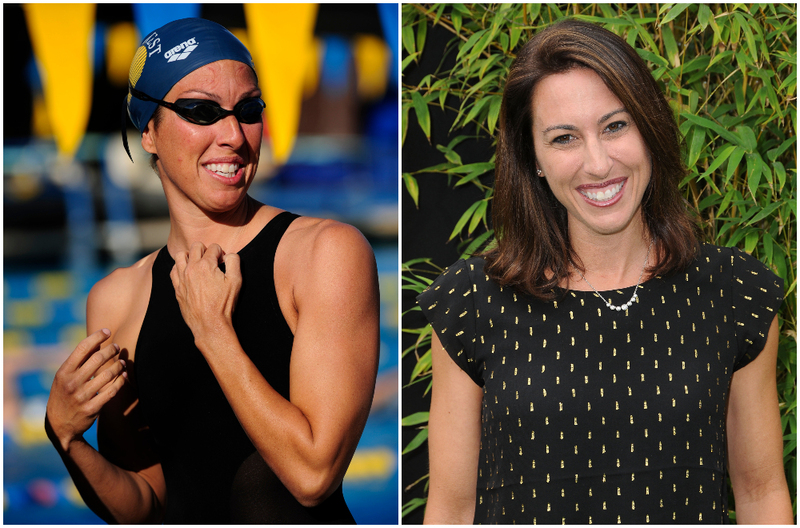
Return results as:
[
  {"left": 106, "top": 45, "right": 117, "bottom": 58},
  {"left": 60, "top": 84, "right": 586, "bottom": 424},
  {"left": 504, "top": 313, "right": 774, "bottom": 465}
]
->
[
  {"left": 542, "top": 123, "right": 577, "bottom": 134},
  {"left": 598, "top": 108, "right": 628, "bottom": 124},
  {"left": 176, "top": 88, "right": 262, "bottom": 101},
  {"left": 541, "top": 108, "right": 629, "bottom": 135}
]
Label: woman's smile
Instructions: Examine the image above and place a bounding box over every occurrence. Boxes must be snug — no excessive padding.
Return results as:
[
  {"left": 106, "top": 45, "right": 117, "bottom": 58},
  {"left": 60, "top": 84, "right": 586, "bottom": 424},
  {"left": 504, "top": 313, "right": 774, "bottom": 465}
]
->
[
  {"left": 577, "top": 178, "right": 626, "bottom": 206},
  {"left": 202, "top": 159, "right": 245, "bottom": 185}
]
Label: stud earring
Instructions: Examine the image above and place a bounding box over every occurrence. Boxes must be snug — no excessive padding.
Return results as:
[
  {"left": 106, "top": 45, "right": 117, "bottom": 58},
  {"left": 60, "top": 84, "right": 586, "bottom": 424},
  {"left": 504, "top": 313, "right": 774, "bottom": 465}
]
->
[{"left": 536, "top": 169, "right": 542, "bottom": 176}]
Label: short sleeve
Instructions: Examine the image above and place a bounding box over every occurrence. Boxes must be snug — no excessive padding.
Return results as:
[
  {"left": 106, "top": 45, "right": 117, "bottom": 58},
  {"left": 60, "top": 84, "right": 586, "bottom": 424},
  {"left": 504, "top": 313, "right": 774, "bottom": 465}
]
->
[
  {"left": 730, "top": 247, "right": 784, "bottom": 370},
  {"left": 416, "top": 259, "right": 482, "bottom": 386}
]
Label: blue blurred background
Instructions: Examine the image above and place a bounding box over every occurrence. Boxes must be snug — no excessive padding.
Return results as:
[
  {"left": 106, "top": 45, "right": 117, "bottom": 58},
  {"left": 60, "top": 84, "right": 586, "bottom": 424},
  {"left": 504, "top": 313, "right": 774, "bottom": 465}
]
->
[{"left": 3, "top": 3, "right": 398, "bottom": 524}]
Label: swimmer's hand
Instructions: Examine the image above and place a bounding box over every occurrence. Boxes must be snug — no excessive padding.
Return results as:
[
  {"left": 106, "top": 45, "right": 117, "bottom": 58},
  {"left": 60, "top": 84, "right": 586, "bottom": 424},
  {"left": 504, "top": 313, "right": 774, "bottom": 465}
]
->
[
  {"left": 170, "top": 242, "right": 242, "bottom": 343},
  {"left": 45, "top": 329, "right": 127, "bottom": 453}
]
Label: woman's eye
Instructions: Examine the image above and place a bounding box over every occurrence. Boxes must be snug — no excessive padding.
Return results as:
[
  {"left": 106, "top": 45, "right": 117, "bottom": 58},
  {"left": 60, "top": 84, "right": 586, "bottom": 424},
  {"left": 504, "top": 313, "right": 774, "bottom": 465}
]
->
[
  {"left": 552, "top": 134, "right": 575, "bottom": 145},
  {"left": 606, "top": 121, "right": 627, "bottom": 133}
]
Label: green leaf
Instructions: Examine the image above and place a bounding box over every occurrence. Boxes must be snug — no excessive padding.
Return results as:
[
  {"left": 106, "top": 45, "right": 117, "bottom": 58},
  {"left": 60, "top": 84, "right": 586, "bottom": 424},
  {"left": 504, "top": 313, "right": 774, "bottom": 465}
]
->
[
  {"left": 736, "top": 126, "right": 758, "bottom": 154},
  {"left": 467, "top": 29, "right": 495, "bottom": 62},
  {"left": 402, "top": 411, "right": 430, "bottom": 427},
  {"left": 468, "top": 200, "right": 488, "bottom": 234},
  {"left": 699, "top": 144, "right": 736, "bottom": 181},
  {"left": 456, "top": 29, "right": 487, "bottom": 63},
  {"left": 449, "top": 162, "right": 495, "bottom": 175},
  {"left": 402, "top": 497, "right": 427, "bottom": 518},
  {"left": 411, "top": 91, "right": 431, "bottom": 141},
  {"left": 402, "top": 24, "right": 416, "bottom": 57},
  {"left": 401, "top": 104, "right": 408, "bottom": 145},
  {"left": 661, "top": 25, "right": 680, "bottom": 68},
  {"left": 449, "top": 200, "right": 482, "bottom": 241},
  {"left": 401, "top": 52, "right": 420, "bottom": 71},
  {"left": 708, "top": 50, "right": 734, "bottom": 70},
  {"left": 778, "top": 70, "right": 796, "bottom": 95},
  {"left": 726, "top": 147, "right": 746, "bottom": 183},
  {"left": 734, "top": 12, "right": 758, "bottom": 63},
  {"left": 510, "top": 24, "right": 522, "bottom": 50},
  {"left": 661, "top": 3, "right": 690, "bottom": 25},
  {"left": 635, "top": 48, "right": 670, "bottom": 68},
  {"left": 488, "top": 95, "right": 502, "bottom": 135},
  {"left": 681, "top": 113, "right": 742, "bottom": 146},
  {"left": 744, "top": 230, "right": 759, "bottom": 253},
  {"left": 451, "top": 10, "right": 462, "bottom": 34},
  {"left": 687, "top": 127, "right": 706, "bottom": 168},
  {"left": 432, "top": 4, "right": 445, "bottom": 25},
  {"left": 409, "top": 349, "right": 431, "bottom": 382},
  {"left": 697, "top": 4, "right": 712, "bottom": 30},
  {"left": 762, "top": 232, "right": 774, "bottom": 264},
  {"left": 416, "top": 15, "right": 427, "bottom": 56},
  {"left": 774, "top": 161, "right": 786, "bottom": 192},
  {"left": 746, "top": 201, "right": 784, "bottom": 226},
  {"left": 460, "top": 229, "right": 494, "bottom": 260},
  {"left": 767, "top": 137, "right": 796, "bottom": 162},
  {"left": 403, "top": 173, "right": 420, "bottom": 208},
  {"left": 402, "top": 428, "right": 428, "bottom": 455},
  {"left": 436, "top": 144, "right": 463, "bottom": 165},
  {"left": 717, "top": 189, "right": 736, "bottom": 217},
  {"left": 746, "top": 153, "right": 762, "bottom": 200},
  {"left": 461, "top": 95, "right": 493, "bottom": 127}
]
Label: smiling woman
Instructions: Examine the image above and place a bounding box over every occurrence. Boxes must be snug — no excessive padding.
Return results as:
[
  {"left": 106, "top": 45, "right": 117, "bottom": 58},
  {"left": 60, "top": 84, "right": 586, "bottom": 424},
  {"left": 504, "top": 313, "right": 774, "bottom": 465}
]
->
[
  {"left": 531, "top": 68, "right": 652, "bottom": 244},
  {"left": 44, "top": 17, "right": 380, "bottom": 524},
  {"left": 416, "top": 19, "right": 792, "bottom": 525}
]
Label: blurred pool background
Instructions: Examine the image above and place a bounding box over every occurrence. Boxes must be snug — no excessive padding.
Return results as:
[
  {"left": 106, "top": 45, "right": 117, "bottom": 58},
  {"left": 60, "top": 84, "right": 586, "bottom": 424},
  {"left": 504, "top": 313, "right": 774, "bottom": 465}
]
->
[{"left": 4, "top": 3, "right": 398, "bottom": 524}]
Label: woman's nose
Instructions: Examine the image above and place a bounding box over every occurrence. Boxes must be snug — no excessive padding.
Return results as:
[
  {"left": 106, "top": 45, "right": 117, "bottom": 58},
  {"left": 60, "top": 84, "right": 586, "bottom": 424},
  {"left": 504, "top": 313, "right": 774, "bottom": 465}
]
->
[
  {"left": 215, "top": 115, "right": 246, "bottom": 149},
  {"left": 583, "top": 138, "right": 613, "bottom": 179}
]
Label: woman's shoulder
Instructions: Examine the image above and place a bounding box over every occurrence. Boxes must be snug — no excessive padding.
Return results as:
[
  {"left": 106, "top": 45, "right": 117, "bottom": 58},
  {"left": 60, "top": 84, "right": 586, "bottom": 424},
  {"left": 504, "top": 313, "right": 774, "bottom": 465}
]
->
[
  {"left": 87, "top": 250, "right": 159, "bottom": 329},
  {"left": 690, "top": 242, "right": 784, "bottom": 300},
  {"left": 278, "top": 214, "right": 374, "bottom": 271},
  {"left": 418, "top": 256, "right": 489, "bottom": 301},
  {"left": 273, "top": 214, "right": 377, "bottom": 321},
  {"left": 695, "top": 243, "right": 779, "bottom": 278}
]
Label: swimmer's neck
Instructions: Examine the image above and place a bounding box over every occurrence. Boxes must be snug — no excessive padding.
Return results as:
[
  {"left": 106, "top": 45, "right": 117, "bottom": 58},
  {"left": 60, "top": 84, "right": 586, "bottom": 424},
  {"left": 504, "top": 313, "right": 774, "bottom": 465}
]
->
[{"left": 166, "top": 195, "right": 264, "bottom": 256}]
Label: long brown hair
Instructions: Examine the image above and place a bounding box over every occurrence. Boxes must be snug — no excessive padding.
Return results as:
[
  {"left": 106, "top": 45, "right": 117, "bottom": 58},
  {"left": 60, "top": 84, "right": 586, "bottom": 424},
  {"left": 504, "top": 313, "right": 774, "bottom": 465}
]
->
[{"left": 483, "top": 19, "right": 699, "bottom": 299}]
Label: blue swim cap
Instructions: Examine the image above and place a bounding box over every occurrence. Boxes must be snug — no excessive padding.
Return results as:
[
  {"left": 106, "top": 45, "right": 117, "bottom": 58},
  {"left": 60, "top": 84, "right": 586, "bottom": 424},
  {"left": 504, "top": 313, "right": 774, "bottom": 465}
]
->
[{"left": 126, "top": 17, "right": 256, "bottom": 133}]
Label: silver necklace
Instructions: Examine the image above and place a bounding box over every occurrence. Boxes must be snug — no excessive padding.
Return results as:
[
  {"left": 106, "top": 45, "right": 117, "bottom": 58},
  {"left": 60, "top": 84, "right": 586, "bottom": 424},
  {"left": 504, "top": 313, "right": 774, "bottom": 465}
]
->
[{"left": 574, "top": 240, "right": 653, "bottom": 312}]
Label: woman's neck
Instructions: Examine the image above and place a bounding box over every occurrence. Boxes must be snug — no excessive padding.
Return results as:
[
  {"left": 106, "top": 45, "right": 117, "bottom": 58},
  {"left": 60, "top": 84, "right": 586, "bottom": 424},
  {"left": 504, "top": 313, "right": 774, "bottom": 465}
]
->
[
  {"left": 166, "top": 196, "right": 261, "bottom": 256},
  {"left": 567, "top": 222, "right": 654, "bottom": 291}
]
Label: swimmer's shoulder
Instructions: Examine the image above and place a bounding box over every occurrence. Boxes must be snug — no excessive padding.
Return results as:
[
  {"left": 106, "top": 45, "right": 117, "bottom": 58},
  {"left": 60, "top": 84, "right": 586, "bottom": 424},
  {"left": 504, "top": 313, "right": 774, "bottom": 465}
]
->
[
  {"left": 86, "top": 250, "right": 160, "bottom": 334},
  {"left": 280, "top": 216, "right": 375, "bottom": 270}
]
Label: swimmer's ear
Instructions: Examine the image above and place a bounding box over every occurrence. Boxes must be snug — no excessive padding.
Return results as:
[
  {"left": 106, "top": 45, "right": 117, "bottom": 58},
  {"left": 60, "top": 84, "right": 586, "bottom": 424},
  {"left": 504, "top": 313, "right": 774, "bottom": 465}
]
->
[{"left": 141, "top": 122, "right": 157, "bottom": 156}]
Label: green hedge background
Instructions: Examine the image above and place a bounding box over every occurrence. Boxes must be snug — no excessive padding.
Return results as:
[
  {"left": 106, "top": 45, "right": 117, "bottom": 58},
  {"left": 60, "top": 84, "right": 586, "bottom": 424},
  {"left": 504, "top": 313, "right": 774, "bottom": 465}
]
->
[{"left": 401, "top": 3, "right": 796, "bottom": 522}]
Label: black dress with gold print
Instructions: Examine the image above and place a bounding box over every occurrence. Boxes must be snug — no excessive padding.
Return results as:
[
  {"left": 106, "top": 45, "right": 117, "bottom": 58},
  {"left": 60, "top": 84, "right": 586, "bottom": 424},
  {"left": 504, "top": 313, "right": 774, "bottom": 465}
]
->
[{"left": 418, "top": 244, "right": 783, "bottom": 524}]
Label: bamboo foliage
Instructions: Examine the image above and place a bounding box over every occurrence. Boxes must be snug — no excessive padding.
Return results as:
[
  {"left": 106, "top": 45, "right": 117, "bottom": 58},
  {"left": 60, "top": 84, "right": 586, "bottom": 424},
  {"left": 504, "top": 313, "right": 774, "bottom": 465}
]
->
[{"left": 401, "top": 3, "right": 796, "bottom": 522}]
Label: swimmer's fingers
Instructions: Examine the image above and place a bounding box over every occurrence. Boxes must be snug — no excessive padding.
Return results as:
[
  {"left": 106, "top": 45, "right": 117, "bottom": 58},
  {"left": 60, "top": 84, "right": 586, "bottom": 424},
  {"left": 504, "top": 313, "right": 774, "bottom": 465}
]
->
[
  {"left": 222, "top": 252, "right": 243, "bottom": 301},
  {"left": 84, "top": 359, "right": 128, "bottom": 410},
  {"left": 47, "top": 335, "right": 126, "bottom": 450},
  {"left": 188, "top": 241, "right": 207, "bottom": 263},
  {"left": 202, "top": 243, "right": 227, "bottom": 267},
  {"left": 62, "top": 329, "right": 113, "bottom": 372},
  {"left": 172, "top": 246, "right": 192, "bottom": 277},
  {"left": 221, "top": 251, "right": 241, "bottom": 277},
  {"left": 76, "top": 341, "right": 122, "bottom": 385}
]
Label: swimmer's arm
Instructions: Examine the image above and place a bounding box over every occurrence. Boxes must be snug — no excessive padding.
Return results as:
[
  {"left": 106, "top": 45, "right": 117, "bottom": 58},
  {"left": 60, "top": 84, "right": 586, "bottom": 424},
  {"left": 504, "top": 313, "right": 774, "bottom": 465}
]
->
[
  {"left": 423, "top": 332, "right": 483, "bottom": 524},
  {"left": 46, "top": 269, "right": 166, "bottom": 524},
  {"left": 727, "top": 316, "right": 793, "bottom": 524},
  {"left": 187, "top": 221, "right": 380, "bottom": 507}
]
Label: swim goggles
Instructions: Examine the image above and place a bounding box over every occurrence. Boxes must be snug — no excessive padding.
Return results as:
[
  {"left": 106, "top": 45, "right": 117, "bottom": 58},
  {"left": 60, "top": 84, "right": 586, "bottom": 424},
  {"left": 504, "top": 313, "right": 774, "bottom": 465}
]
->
[{"left": 122, "top": 85, "right": 265, "bottom": 162}]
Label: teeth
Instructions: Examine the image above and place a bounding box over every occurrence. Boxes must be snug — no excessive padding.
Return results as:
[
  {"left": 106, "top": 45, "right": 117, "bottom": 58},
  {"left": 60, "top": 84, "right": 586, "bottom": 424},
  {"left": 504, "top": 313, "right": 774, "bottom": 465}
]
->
[
  {"left": 205, "top": 163, "right": 240, "bottom": 177},
  {"left": 581, "top": 182, "right": 623, "bottom": 202}
]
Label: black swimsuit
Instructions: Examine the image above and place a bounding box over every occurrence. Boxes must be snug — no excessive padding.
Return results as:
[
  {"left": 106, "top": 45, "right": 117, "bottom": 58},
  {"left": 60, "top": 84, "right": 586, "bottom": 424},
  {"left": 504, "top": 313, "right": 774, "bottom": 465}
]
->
[{"left": 135, "top": 211, "right": 355, "bottom": 524}]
